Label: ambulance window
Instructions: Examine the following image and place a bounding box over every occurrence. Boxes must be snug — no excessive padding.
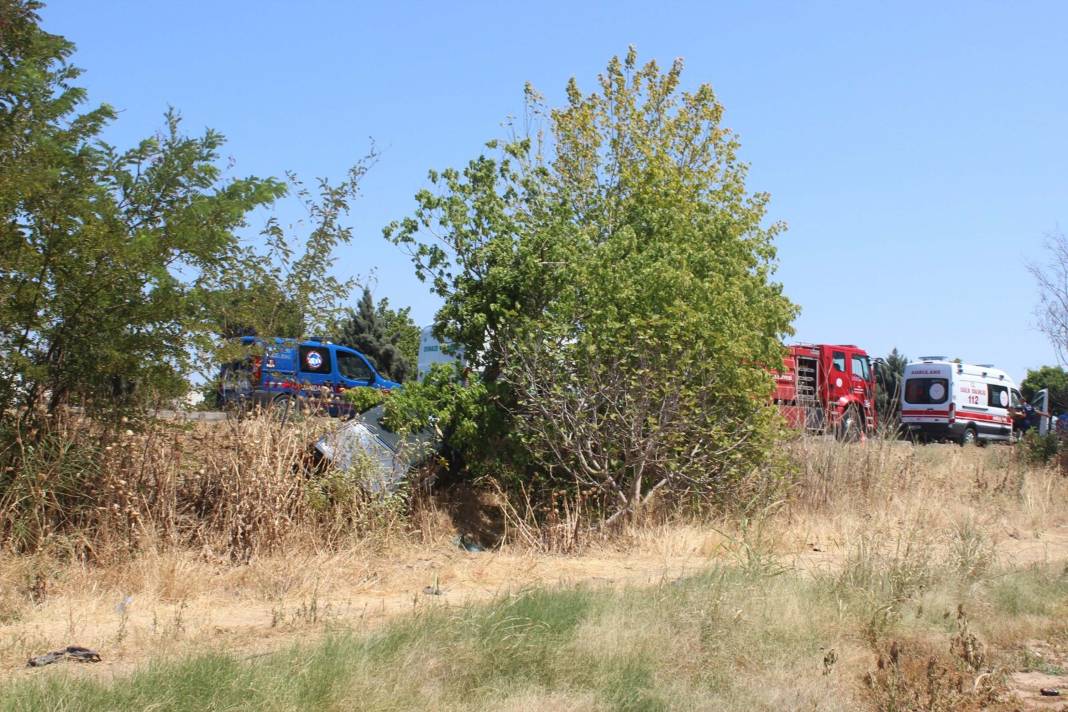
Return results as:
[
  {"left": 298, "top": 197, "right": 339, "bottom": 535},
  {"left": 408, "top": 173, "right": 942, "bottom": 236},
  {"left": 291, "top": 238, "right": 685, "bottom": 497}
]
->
[
  {"left": 904, "top": 377, "right": 948, "bottom": 404},
  {"left": 1011, "top": 389, "right": 1022, "bottom": 408},
  {"left": 987, "top": 384, "right": 1009, "bottom": 409},
  {"left": 832, "top": 352, "right": 846, "bottom": 372},
  {"left": 851, "top": 355, "right": 870, "bottom": 380}
]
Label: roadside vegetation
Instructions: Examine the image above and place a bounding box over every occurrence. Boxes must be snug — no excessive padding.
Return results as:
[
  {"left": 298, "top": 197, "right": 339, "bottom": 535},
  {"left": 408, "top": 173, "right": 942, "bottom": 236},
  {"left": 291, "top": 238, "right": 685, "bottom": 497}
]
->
[
  {"left": 0, "top": 436, "right": 1066, "bottom": 709},
  {"left": 3, "top": 0, "right": 801, "bottom": 555},
  {"left": 3, "top": 1, "right": 795, "bottom": 539},
  {"left": 0, "top": 437, "right": 1063, "bottom": 708}
]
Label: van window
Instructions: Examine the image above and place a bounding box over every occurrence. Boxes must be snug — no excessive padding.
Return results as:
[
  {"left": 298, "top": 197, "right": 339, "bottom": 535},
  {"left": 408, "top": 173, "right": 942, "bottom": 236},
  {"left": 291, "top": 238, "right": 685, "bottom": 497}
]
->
[
  {"left": 337, "top": 351, "right": 373, "bottom": 381},
  {"left": 1011, "top": 389, "right": 1022, "bottom": 408},
  {"left": 987, "top": 384, "right": 1009, "bottom": 409},
  {"left": 299, "top": 345, "right": 332, "bottom": 374},
  {"left": 832, "top": 351, "right": 846, "bottom": 372},
  {"left": 904, "top": 377, "right": 948, "bottom": 404},
  {"left": 851, "top": 355, "right": 870, "bottom": 381}
]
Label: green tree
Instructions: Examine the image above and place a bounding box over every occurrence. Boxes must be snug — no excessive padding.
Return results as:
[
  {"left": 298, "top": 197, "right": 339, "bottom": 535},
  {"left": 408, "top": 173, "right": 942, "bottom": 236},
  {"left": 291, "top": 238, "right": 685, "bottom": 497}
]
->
[
  {"left": 333, "top": 287, "right": 418, "bottom": 382},
  {"left": 0, "top": 1, "right": 288, "bottom": 419},
  {"left": 0, "top": 2, "right": 380, "bottom": 422},
  {"left": 208, "top": 279, "right": 305, "bottom": 340},
  {"left": 374, "top": 296, "right": 420, "bottom": 374},
  {"left": 1021, "top": 365, "right": 1068, "bottom": 411},
  {"left": 387, "top": 49, "right": 796, "bottom": 516},
  {"left": 200, "top": 163, "right": 375, "bottom": 353},
  {"left": 875, "top": 348, "right": 908, "bottom": 428}
]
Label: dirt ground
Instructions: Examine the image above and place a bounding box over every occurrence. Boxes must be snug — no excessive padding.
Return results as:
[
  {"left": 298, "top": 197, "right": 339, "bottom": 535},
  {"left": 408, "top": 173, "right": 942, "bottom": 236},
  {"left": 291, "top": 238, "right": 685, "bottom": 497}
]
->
[
  {"left": 1008, "top": 638, "right": 1068, "bottom": 711},
  {"left": 0, "top": 525, "right": 729, "bottom": 682},
  {"left": 3, "top": 520, "right": 1068, "bottom": 689}
]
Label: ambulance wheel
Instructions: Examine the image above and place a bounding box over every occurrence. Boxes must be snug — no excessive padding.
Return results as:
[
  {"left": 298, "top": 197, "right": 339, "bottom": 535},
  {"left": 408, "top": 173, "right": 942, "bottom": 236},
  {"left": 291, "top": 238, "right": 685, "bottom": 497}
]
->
[
  {"left": 836, "top": 406, "right": 862, "bottom": 442},
  {"left": 960, "top": 426, "right": 978, "bottom": 446}
]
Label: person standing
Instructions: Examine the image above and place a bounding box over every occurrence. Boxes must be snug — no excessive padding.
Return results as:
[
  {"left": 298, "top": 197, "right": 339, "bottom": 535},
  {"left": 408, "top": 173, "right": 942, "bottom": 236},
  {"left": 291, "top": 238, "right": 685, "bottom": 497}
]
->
[
  {"left": 1021, "top": 401, "right": 1037, "bottom": 432},
  {"left": 1018, "top": 400, "right": 1051, "bottom": 434}
]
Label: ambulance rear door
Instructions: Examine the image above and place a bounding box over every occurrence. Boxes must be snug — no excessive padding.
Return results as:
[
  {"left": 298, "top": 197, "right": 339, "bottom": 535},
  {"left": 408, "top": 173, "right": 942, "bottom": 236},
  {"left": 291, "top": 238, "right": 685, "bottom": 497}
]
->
[{"left": 901, "top": 364, "right": 951, "bottom": 423}]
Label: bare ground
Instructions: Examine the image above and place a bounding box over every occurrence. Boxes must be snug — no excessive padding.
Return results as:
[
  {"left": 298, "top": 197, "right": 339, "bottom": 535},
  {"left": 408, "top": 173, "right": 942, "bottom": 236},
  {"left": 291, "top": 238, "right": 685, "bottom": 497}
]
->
[{"left": 3, "top": 520, "right": 1068, "bottom": 686}]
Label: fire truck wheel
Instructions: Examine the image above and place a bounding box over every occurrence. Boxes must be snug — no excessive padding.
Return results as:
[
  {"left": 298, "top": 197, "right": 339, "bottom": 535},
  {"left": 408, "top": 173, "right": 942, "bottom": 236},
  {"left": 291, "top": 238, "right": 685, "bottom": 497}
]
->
[{"left": 960, "top": 426, "right": 978, "bottom": 446}]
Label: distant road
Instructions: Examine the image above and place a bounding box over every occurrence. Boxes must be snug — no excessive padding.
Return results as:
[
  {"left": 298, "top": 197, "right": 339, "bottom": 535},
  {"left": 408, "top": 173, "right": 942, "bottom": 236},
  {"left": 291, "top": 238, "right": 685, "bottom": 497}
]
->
[
  {"left": 63, "top": 407, "right": 229, "bottom": 422},
  {"left": 152, "top": 410, "right": 228, "bottom": 422}
]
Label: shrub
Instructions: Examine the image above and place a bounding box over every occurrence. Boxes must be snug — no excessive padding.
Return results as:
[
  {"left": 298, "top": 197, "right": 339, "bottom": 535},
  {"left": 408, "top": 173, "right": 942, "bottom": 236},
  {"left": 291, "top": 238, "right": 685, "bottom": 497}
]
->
[
  {"left": 343, "top": 387, "right": 386, "bottom": 414},
  {"left": 1018, "top": 430, "right": 1058, "bottom": 464},
  {"left": 386, "top": 50, "right": 795, "bottom": 519},
  {"left": 381, "top": 364, "right": 526, "bottom": 481}
]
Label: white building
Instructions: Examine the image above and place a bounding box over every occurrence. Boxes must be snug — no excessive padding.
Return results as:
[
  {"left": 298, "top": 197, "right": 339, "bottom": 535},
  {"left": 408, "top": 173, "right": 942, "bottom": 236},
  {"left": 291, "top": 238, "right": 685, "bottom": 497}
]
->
[{"left": 417, "top": 326, "right": 463, "bottom": 379}]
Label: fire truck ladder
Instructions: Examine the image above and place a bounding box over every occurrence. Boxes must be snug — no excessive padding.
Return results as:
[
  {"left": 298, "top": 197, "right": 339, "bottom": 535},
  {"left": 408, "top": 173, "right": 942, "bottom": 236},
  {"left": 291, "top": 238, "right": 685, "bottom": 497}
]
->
[
  {"left": 863, "top": 406, "right": 876, "bottom": 435},
  {"left": 795, "top": 359, "right": 823, "bottom": 432}
]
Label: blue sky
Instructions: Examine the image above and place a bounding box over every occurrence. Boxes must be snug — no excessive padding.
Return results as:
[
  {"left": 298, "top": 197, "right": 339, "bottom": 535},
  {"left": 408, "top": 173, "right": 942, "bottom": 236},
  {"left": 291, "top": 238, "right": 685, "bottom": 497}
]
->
[{"left": 41, "top": 1, "right": 1067, "bottom": 381}]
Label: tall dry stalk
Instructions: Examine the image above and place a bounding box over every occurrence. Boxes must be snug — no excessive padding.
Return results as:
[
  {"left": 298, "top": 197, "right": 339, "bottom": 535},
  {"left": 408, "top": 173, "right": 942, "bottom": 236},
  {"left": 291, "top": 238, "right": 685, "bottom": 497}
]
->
[{"left": 0, "top": 413, "right": 406, "bottom": 561}]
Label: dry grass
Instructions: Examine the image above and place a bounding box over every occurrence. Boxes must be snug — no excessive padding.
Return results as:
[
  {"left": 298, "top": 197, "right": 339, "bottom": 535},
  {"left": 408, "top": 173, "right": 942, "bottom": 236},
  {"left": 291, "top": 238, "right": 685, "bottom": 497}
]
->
[
  {"left": 782, "top": 435, "right": 1068, "bottom": 569},
  {"left": 4, "top": 558, "right": 1066, "bottom": 711},
  {"left": 2, "top": 426, "right": 1068, "bottom": 709},
  {"left": 0, "top": 413, "right": 411, "bottom": 562}
]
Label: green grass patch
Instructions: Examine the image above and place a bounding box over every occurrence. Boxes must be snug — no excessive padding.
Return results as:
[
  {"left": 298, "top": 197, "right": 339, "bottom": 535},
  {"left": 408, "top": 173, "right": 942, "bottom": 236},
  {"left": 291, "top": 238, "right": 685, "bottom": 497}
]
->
[
  {"left": 987, "top": 564, "right": 1068, "bottom": 617},
  {"left": 4, "top": 564, "right": 1066, "bottom": 711}
]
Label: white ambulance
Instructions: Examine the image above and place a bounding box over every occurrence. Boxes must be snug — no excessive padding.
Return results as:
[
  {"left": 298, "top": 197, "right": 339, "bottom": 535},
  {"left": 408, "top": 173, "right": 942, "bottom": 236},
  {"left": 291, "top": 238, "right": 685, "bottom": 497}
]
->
[{"left": 900, "top": 358, "right": 1037, "bottom": 445}]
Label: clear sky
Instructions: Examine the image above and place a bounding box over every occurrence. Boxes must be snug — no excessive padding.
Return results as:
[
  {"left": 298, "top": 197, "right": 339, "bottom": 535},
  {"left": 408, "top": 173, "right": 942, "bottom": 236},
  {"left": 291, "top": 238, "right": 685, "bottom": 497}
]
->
[{"left": 40, "top": 1, "right": 1068, "bottom": 382}]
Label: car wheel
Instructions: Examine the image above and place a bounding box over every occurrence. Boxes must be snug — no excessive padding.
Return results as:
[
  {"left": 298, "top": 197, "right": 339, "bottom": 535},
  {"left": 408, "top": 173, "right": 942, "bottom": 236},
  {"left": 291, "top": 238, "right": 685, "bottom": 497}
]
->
[
  {"left": 960, "top": 426, "right": 978, "bottom": 446},
  {"left": 272, "top": 394, "right": 303, "bottom": 426}
]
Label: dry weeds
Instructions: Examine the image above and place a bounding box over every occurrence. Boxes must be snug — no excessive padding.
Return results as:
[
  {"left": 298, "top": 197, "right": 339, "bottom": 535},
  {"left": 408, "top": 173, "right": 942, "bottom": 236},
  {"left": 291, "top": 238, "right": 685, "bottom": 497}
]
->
[
  {"left": 0, "top": 414, "right": 410, "bottom": 562},
  {"left": 2, "top": 429, "right": 1068, "bottom": 709}
]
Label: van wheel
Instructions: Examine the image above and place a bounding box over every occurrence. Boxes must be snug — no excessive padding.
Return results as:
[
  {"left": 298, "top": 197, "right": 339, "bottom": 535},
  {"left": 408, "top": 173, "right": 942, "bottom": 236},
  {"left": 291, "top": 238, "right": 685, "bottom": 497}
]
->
[
  {"left": 836, "top": 406, "right": 862, "bottom": 442},
  {"left": 223, "top": 397, "right": 250, "bottom": 422},
  {"left": 272, "top": 394, "right": 302, "bottom": 425},
  {"left": 960, "top": 426, "right": 978, "bottom": 446}
]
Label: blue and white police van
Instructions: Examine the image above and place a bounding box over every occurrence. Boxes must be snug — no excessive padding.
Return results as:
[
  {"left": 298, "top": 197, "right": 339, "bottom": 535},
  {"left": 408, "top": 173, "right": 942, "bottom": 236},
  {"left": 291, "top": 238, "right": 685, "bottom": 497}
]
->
[{"left": 216, "top": 336, "right": 400, "bottom": 415}]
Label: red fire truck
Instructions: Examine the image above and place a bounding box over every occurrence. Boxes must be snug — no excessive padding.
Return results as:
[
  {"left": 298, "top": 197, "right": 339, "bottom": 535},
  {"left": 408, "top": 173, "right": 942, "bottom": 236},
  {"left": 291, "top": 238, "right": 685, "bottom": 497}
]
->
[{"left": 773, "top": 343, "right": 878, "bottom": 439}]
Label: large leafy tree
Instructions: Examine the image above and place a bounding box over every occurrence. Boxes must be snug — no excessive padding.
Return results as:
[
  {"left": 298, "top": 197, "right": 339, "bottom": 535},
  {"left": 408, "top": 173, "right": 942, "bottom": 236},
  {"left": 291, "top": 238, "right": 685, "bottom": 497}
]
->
[
  {"left": 388, "top": 49, "right": 796, "bottom": 516},
  {"left": 0, "top": 1, "right": 295, "bottom": 419},
  {"left": 333, "top": 287, "right": 418, "bottom": 382},
  {"left": 1021, "top": 365, "right": 1068, "bottom": 411}
]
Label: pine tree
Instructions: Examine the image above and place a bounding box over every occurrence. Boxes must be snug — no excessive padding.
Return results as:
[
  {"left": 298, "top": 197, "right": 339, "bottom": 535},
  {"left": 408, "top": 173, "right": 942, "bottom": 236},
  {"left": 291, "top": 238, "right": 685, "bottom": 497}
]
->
[
  {"left": 875, "top": 348, "right": 908, "bottom": 427},
  {"left": 333, "top": 288, "right": 416, "bottom": 382}
]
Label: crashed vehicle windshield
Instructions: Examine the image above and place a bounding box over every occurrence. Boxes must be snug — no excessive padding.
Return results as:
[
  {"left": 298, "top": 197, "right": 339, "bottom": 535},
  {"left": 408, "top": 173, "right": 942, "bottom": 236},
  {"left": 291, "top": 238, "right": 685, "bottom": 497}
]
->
[{"left": 314, "top": 405, "right": 437, "bottom": 494}]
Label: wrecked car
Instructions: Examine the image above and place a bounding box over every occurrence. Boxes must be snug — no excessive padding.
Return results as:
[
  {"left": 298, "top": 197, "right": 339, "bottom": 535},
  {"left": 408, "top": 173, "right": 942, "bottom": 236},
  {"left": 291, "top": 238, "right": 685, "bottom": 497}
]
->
[{"left": 313, "top": 404, "right": 438, "bottom": 493}]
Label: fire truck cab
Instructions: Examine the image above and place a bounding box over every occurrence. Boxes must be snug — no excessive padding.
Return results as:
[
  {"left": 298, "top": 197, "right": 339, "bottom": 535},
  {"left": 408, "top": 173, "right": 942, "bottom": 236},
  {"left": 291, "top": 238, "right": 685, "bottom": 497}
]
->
[{"left": 773, "top": 343, "right": 877, "bottom": 439}]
